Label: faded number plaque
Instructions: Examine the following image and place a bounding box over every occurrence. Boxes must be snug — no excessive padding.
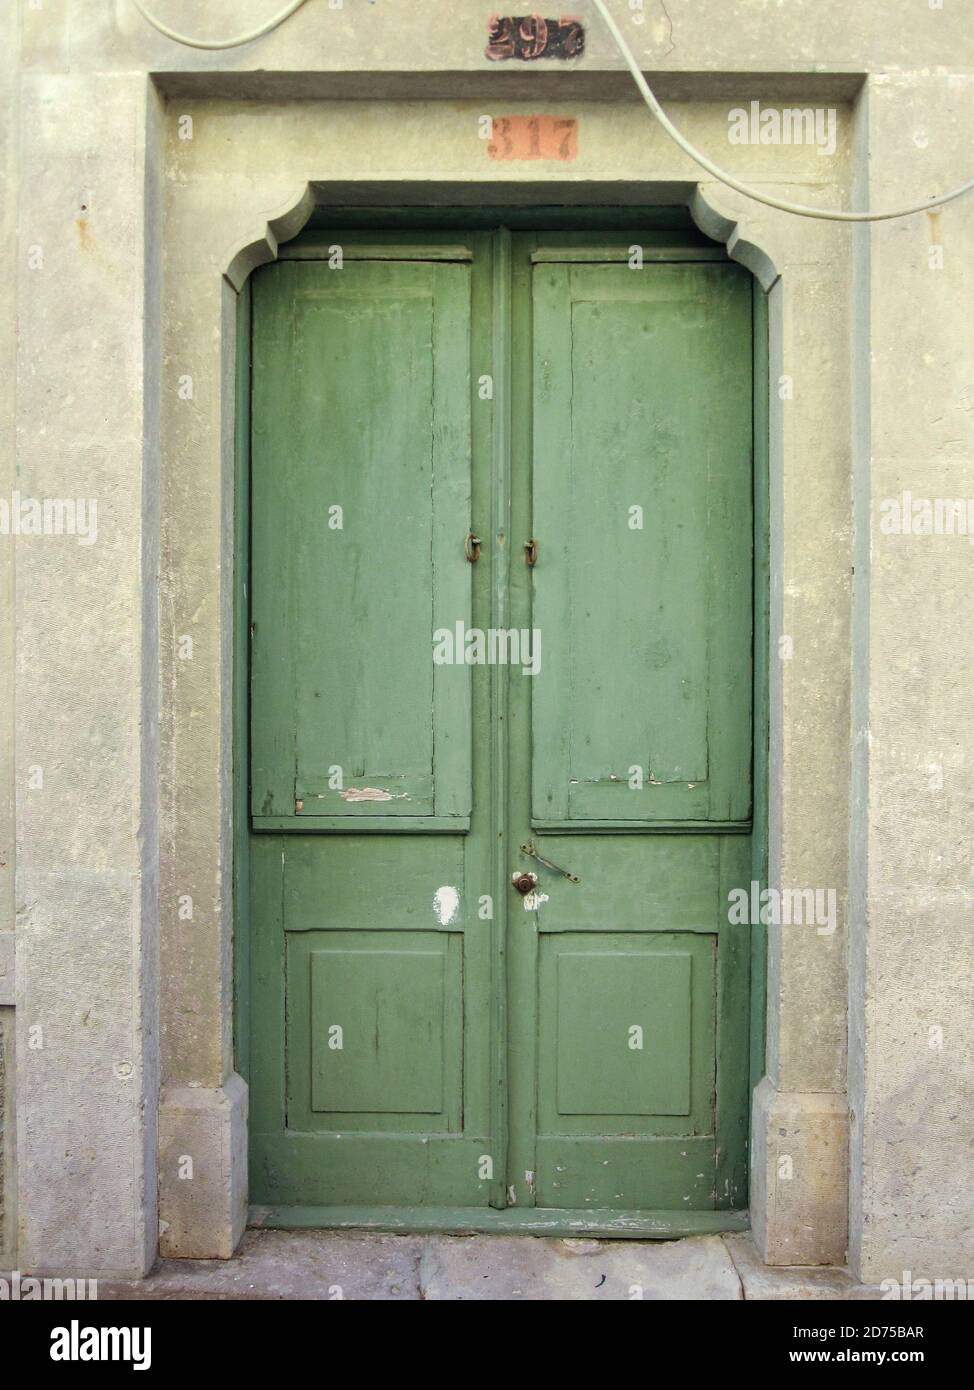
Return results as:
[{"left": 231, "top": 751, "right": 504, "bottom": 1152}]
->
[
  {"left": 486, "top": 15, "right": 585, "bottom": 61},
  {"left": 487, "top": 115, "right": 578, "bottom": 161}
]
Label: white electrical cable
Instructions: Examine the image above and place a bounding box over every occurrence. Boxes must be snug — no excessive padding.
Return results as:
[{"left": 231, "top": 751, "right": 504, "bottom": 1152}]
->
[
  {"left": 592, "top": 0, "right": 974, "bottom": 223},
  {"left": 131, "top": 0, "right": 311, "bottom": 51}
]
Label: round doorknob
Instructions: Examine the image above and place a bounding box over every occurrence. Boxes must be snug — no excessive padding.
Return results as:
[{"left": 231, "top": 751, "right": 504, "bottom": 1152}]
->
[{"left": 512, "top": 871, "right": 539, "bottom": 895}]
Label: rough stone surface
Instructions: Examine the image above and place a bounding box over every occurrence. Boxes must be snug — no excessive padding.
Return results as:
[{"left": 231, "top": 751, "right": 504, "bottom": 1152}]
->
[
  {"left": 0, "top": 0, "right": 14, "bottom": 967},
  {"left": 0, "top": 1010, "right": 13, "bottom": 1269},
  {"left": 41, "top": 0, "right": 974, "bottom": 84},
  {"left": 751, "top": 1079, "right": 850, "bottom": 1267},
  {"left": 724, "top": 1234, "right": 882, "bottom": 1301},
  {"left": 4, "top": 0, "right": 973, "bottom": 1286},
  {"left": 158, "top": 1076, "right": 248, "bottom": 1261},
  {"left": 12, "top": 64, "right": 160, "bottom": 1280},
  {"left": 99, "top": 1230, "right": 424, "bottom": 1302},
  {"left": 92, "top": 1230, "right": 881, "bottom": 1301},
  {"left": 847, "top": 74, "right": 974, "bottom": 1285},
  {"left": 421, "top": 1233, "right": 742, "bottom": 1302},
  {"left": 0, "top": 935, "right": 12, "bottom": 1007}
]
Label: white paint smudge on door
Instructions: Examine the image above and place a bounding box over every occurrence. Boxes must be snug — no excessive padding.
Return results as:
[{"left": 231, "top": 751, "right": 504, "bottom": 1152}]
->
[{"left": 433, "top": 886, "right": 460, "bottom": 925}]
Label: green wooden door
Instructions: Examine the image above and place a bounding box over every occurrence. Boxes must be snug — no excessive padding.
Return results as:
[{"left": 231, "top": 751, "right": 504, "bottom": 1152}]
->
[{"left": 244, "top": 228, "right": 756, "bottom": 1228}]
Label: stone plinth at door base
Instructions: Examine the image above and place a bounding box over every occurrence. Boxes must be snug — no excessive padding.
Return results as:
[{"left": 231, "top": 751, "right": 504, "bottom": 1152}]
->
[
  {"left": 750, "top": 1076, "right": 849, "bottom": 1267},
  {"left": 158, "top": 1074, "right": 248, "bottom": 1260},
  {"left": 0, "top": 1006, "right": 15, "bottom": 1270}
]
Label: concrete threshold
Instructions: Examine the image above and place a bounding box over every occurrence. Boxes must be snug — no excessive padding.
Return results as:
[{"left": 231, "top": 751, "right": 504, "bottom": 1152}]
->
[{"left": 93, "top": 1231, "right": 885, "bottom": 1301}]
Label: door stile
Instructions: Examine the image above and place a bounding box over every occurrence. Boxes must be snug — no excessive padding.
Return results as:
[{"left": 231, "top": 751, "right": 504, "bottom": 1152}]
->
[
  {"left": 715, "top": 833, "right": 752, "bottom": 1207},
  {"left": 488, "top": 228, "right": 513, "bottom": 1208},
  {"left": 506, "top": 232, "right": 540, "bottom": 1208}
]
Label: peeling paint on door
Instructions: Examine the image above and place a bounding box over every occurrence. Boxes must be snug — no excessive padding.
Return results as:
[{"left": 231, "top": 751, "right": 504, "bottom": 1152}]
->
[{"left": 339, "top": 787, "right": 406, "bottom": 802}]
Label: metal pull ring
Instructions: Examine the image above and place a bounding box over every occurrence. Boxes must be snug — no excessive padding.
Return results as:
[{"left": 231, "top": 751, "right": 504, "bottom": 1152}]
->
[
  {"left": 465, "top": 532, "right": 481, "bottom": 563},
  {"left": 524, "top": 538, "right": 538, "bottom": 567}
]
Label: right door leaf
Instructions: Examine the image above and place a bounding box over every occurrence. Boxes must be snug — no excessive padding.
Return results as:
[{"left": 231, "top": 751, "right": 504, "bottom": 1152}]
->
[{"left": 531, "top": 260, "right": 754, "bottom": 826}]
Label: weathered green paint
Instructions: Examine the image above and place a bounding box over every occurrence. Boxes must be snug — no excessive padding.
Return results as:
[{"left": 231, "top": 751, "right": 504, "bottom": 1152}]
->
[
  {"left": 242, "top": 224, "right": 759, "bottom": 1224},
  {"left": 251, "top": 258, "right": 473, "bottom": 827},
  {"left": 251, "top": 1205, "right": 750, "bottom": 1240},
  {"left": 488, "top": 228, "right": 514, "bottom": 1210},
  {"left": 248, "top": 237, "right": 495, "bottom": 1208},
  {"left": 749, "top": 278, "right": 771, "bottom": 1111},
  {"left": 531, "top": 260, "right": 753, "bottom": 826},
  {"left": 233, "top": 283, "right": 253, "bottom": 1085}
]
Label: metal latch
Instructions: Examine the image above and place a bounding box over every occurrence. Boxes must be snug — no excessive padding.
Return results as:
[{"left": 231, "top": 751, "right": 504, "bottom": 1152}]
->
[{"left": 520, "top": 842, "right": 580, "bottom": 884}]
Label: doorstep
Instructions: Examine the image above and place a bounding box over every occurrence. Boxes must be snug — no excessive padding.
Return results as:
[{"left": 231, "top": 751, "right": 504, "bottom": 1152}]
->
[{"left": 91, "top": 1230, "right": 884, "bottom": 1301}]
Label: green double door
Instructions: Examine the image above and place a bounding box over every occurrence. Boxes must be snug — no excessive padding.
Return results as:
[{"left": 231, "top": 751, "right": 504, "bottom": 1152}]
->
[{"left": 244, "top": 225, "right": 756, "bottom": 1225}]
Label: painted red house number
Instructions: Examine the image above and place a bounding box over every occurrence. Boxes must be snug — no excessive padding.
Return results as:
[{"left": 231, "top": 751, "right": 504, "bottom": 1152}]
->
[{"left": 486, "top": 115, "right": 578, "bottom": 161}]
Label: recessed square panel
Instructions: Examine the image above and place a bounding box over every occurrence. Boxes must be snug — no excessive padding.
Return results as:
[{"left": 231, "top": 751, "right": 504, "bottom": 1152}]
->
[
  {"left": 555, "top": 949, "right": 693, "bottom": 1116},
  {"left": 310, "top": 948, "right": 445, "bottom": 1114}
]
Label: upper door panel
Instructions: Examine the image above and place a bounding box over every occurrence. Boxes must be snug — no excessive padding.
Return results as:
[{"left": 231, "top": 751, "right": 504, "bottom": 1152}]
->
[
  {"left": 250, "top": 258, "right": 473, "bottom": 829},
  {"left": 531, "top": 259, "right": 753, "bottom": 827}
]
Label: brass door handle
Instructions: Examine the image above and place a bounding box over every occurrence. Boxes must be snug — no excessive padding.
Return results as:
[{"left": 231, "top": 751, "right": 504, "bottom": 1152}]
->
[
  {"left": 524, "top": 538, "right": 538, "bottom": 567},
  {"left": 465, "top": 532, "right": 482, "bottom": 563}
]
